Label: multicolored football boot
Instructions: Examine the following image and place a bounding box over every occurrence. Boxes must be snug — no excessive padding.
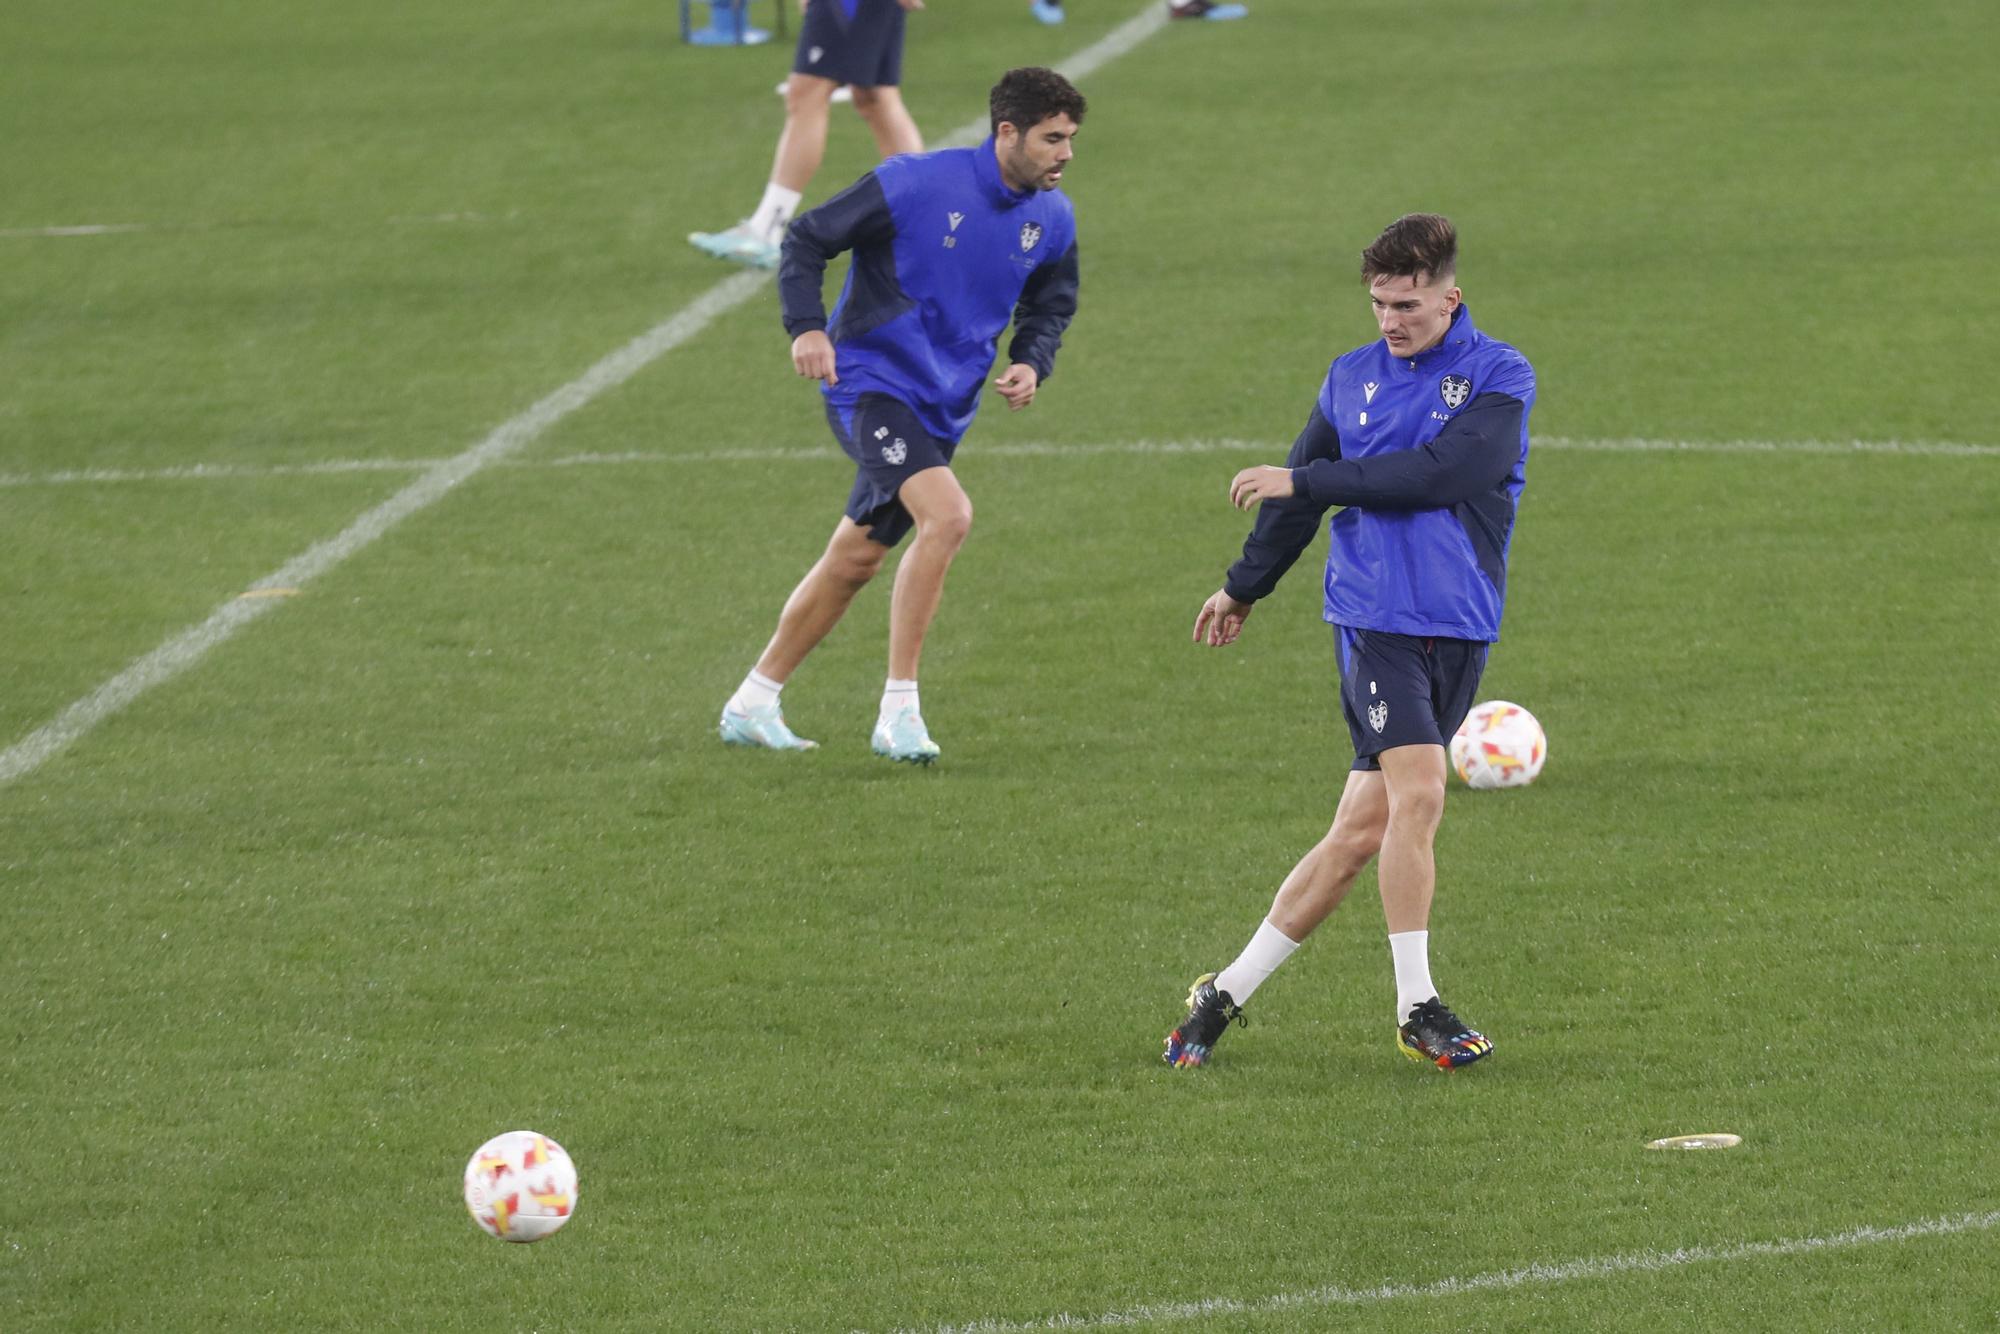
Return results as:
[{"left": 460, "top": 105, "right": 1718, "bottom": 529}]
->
[
  {"left": 1163, "top": 972, "right": 1245, "bottom": 1068},
  {"left": 1397, "top": 996, "right": 1493, "bottom": 1069}
]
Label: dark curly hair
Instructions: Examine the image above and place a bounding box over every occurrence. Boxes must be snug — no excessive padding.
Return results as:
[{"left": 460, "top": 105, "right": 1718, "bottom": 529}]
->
[{"left": 989, "top": 67, "right": 1087, "bottom": 136}]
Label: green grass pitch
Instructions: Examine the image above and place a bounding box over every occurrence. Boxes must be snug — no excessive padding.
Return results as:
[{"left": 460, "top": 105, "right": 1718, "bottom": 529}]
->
[{"left": 3, "top": 0, "right": 1997, "bottom": 1328}]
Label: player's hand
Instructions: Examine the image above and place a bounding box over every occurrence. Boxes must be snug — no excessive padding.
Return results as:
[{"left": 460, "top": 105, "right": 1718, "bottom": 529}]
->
[
  {"left": 1229, "top": 465, "right": 1294, "bottom": 510},
  {"left": 1192, "top": 588, "right": 1253, "bottom": 647},
  {"left": 792, "top": 330, "right": 838, "bottom": 385},
  {"left": 992, "top": 363, "right": 1039, "bottom": 411},
  {"left": 897, "top": 0, "right": 924, "bottom": 9}
]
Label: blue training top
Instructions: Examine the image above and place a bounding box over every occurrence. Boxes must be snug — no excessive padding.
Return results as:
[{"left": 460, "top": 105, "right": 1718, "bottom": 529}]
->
[
  {"left": 779, "top": 140, "right": 1080, "bottom": 443},
  {"left": 1224, "top": 304, "right": 1536, "bottom": 642}
]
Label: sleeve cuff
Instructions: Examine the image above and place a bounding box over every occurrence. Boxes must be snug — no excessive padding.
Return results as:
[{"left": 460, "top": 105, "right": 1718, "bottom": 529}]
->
[{"left": 784, "top": 316, "right": 827, "bottom": 338}]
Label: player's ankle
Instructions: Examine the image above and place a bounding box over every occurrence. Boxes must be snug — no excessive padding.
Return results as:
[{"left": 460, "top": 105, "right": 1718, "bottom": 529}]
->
[{"left": 878, "top": 677, "right": 919, "bottom": 726}]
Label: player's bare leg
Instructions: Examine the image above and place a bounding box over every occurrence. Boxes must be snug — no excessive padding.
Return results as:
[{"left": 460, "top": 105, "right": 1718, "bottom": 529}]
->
[
  {"left": 874, "top": 466, "right": 970, "bottom": 763},
  {"left": 754, "top": 517, "right": 890, "bottom": 683},
  {"left": 1377, "top": 742, "right": 1491, "bottom": 1067},
  {"left": 720, "top": 519, "right": 887, "bottom": 750},
  {"left": 884, "top": 466, "right": 971, "bottom": 683},
  {"left": 771, "top": 73, "right": 842, "bottom": 194},
  {"left": 1265, "top": 770, "right": 1389, "bottom": 940},
  {"left": 848, "top": 84, "right": 923, "bottom": 159},
  {"left": 1168, "top": 772, "right": 1387, "bottom": 1067},
  {"left": 1375, "top": 743, "right": 1445, "bottom": 933},
  {"left": 692, "top": 74, "right": 840, "bottom": 269}
]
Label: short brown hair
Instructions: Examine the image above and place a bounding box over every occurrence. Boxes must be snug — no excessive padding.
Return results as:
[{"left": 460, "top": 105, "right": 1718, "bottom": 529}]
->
[
  {"left": 1360, "top": 213, "right": 1458, "bottom": 286},
  {"left": 989, "top": 67, "right": 1087, "bottom": 136}
]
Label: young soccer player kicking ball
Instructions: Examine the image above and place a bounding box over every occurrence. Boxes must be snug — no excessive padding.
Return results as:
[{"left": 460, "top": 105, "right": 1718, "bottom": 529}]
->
[{"left": 1166, "top": 214, "right": 1537, "bottom": 1070}]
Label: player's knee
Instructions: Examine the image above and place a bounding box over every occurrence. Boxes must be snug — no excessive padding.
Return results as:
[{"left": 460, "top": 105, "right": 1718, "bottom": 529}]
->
[
  {"left": 785, "top": 76, "right": 838, "bottom": 116},
  {"left": 921, "top": 499, "right": 973, "bottom": 548},
  {"left": 1325, "top": 822, "right": 1383, "bottom": 872},
  {"left": 824, "top": 533, "right": 887, "bottom": 588},
  {"left": 835, "top": 545, "right": 887, "bottom": 588},
  {"left": 1385, "top": 780, "right": 1446, "bottom": 830}
]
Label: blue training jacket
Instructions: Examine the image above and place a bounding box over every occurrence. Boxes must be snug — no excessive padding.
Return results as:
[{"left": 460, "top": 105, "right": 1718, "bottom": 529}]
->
[
  {"left": 1224, "top": 305, "right": 1536, "bottom": 642},
  {"left": 779, "top": 140, "right": 1080, "bottom": 443}
]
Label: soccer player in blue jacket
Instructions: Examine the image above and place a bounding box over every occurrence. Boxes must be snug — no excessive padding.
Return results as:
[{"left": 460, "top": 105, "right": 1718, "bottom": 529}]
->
[
  {"left": 1166, "top": 214, "right": 1536, "bottom": 1070},
  {"left": 718, "top": 67, "right": 1084, "bottom": 764}
]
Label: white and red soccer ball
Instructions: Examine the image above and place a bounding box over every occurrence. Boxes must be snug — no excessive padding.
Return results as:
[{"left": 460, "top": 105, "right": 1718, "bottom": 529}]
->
[
  {"left": 463, "top": 1130, "right": 578, "bottom": 1242},
  {"left": 1450, "top": 700, "right": 1547, "bottom": 789}
]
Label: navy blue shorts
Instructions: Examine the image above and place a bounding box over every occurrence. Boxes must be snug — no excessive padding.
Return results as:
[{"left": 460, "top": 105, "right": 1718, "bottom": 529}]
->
[
  {"left": 827, "top": 392, "right": 956, "bottom": 547},
  {"left": 793, "top": 0, "right": 905, "bottom": 88},
  {"left": 1333, "top": 627, "right": 1489, "bottom": 771}
]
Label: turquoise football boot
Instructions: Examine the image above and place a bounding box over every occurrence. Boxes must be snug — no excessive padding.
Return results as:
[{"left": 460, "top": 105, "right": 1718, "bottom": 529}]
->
[
  {"left": 718, "top": 701, "right": 817, "bottom": 751},
  {"left": 871, "top": 705, "right": 940, "bottom": 765},
  {"left": 687, "top": 223, "right": 781, "bottom": 270}
]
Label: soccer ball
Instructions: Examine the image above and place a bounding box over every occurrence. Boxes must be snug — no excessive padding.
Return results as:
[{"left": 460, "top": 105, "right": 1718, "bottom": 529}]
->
[
  {"left": 463, "top": 1130, "right": 578, "bottom": 1242},
  {"left": 1450, "top": 700, "right": 1547, "bottom": 789}
]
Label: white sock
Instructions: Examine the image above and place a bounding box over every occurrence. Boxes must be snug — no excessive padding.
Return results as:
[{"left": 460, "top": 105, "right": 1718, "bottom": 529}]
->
[
  {"left": 728, "top": 668, "right": 783, "bottom": 715},
  {"left": 1388, "top": 930, "right": 1436, "bottom": 1023},
  {"left": 748, "top": 183, "right": 802, "bottom": 246},
  {"left": 879, "top": 678, "right": 918, "bottom": 726},
  {"left": 1213, "top": 918, "right": 1300, "bottom": 1005}
]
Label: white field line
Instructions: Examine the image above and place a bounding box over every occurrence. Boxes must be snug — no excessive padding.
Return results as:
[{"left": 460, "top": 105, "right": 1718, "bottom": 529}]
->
[
  {"left": 4, "top": 433, "right": 1995, "bottom": 489},
  {"left": 0, "top": 457, "right": 445, "bottom": 487},
  {"left": 908, "top": 1209, "right": 2000, "bottom": 1333},
  {"left": 0, "top": 212, "right": 544, "bottom": 241},
  {"left": 0, "top": 223, "right": 152, "bottom": 239},
  {"left": 0, "top": 266, "right": 766, "bottom": 786},
  {"left": 0, "top": 3, "right": 1173, "bottom": 789},
  {"left": 1538, "top": 434, "right": 2000, "bottom": 457}
]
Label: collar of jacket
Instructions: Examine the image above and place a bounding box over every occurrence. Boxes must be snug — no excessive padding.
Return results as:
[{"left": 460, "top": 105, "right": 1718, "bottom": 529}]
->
[
  {"left": 976, "top": 137, "right": 1037, "bottom": 209},
  {"left": 1407, "top": 303, "right": 1478, "bottom": 367}
]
